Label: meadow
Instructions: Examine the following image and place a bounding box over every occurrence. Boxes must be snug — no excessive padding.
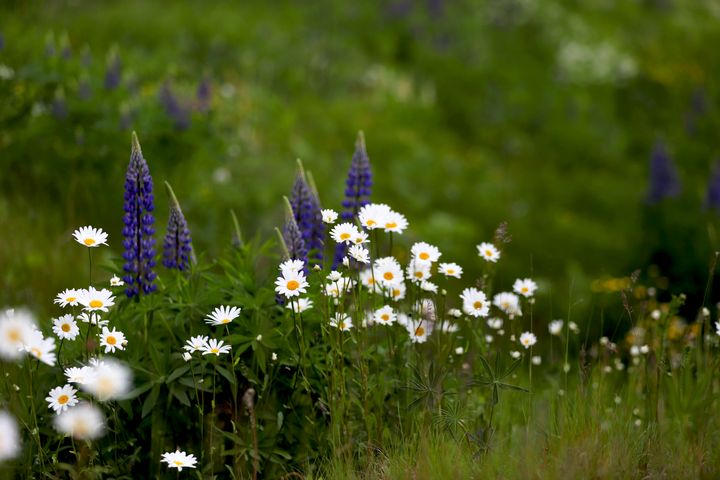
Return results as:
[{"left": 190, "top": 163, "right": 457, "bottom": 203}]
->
[{"left": 2, "top": 1, "right": 720, "bottom": 478}]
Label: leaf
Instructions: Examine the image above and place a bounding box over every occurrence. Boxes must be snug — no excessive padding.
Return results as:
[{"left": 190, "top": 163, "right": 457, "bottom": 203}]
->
[
  {"left": 166, "top": 365, "right": 190, "bottom": 384},
  {"left": 497, "top": 382, "right": 529, "bottom": 393},
  {"left": 501, "top": 358, "right": 522, "bottom": 379},
  {"left": 142, "top": 384, "right": 161, "bottom": 418},
  {"left": 215, "top": 365, "right": 236, "bottom": 385},
  {"left": 478, "top": 355, "right": 495, "bottom": 380},
  {"left": 491, "top": 384, "right": 499, "bottom": 407},
  {"left": 171, "top": 386, "right": 191, "bottom": 407},
  {"left": 124, "top": 381, "right": 155, "bottom": 400}
]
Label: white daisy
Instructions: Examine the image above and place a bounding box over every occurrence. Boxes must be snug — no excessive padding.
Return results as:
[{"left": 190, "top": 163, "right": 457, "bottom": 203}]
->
[
  {"left": 477, "top": 242, "right": 500, "bottom": 263},
  {"left": 72, "top": 226, "right": 108, "bottom": 247},
  {"left": 161, "top": 450, "right": 198, "bottom": 472},
  {"left": 22, "top": 330, "right": 56, "bottom": 366},
  {"left": 388, "top": 282, "right": 407, "bottom": 301},
  {"left": 411, "top": 242, "right": 441, "bottom": 263},
  {"left": 183, "top": 335, "right": 209, "bottom": 353},
  {"left": 109, "top": 275, "right": 125, "bottom": 287},
  {"left": 0, "top": 308, "right": 37, "bottom": 361},
  {"left": 65, "top": 366, "right": 93, "bottom": 384},
  {"left": 510, "top": 350, "right": 521, "bottom": 359},
  {"left": 513, "top": 278, "right": 538, "bottom": 298},
  {"left": 327, "top": 271, "right": 343, "bottom": 282},
  {"left": 330, "top": 313, "right": 353, "bottom": 331},
  {"left": 406, "top": 260, "right": 432, "bottom": 283},
  {"left": 81, "top": 358, "right": 132, "bottom": 401},
  {"left": 487, "top": 318, "right": 503, "bottom": 330},
  {"left": 77, "top": 312, "right": 109, "bottom": 327},
  {"left": 532, "top": 356, "right": 542, "bottom": 365},
  {"left": 201, "top": 338, "right": 231, "bottom": 356},
  {"left": 358, "top": 203, "right": 392, "bottom": 230},
  {"left": 54, "top": 402, "right": 105, "bottom": 440},
  {"left": 274, "top": 270, "right": 309, "bottom": 298},
  {"left": 99, "top": 327, "right": 127, "bottom": 353},
  {"left": 493, "top": 292, "right": 522, "bottom": 317},
  {"left": 460, "top": 288, "right": 489, "bottom": 317},
  {"left": 438, "top": 262, "right": 463, "bottom": 279},
  {"left": 77, "top": 287, "right": 115, "bottom": 312},
  {"left": 448, "top": 308, "right": 462, "bottom": 318},
  {"left": 519, "top": 332, "right": 537, "bottom": 349},
  {"left": 352, "top": 230, "right": 370, "bottom": 245},
  {"left": 54, "top": 288, "right": 81, "bottom": 308},
  {"left": 46, "top": 384, "right": 79, "bottom": 415},
  {"left": 373, "top": 306, "right": 396, "bottom": 325},
  {"left": 374, "top": 257, "right": 404, "bottom": 287},
  {"left": 406, "top": 319, "right": 430, "bottom": 344},
  {"left": 52, "top": 314, "right": 80, "bottom": 341},
  {"left": 279, "top": 259, "right": 305, "bottom": 275},
  {"left": 287, "top": 298, "right": 313, "bottom": 313},
  {"left": 0, "top": 411, "right": 20, "bottom": 461},
  {"left": 330, "top": 223, "right": 360, "bottom": 244},
  {"left": 205, "top": 305, "right": 242, "bottom": 326},
  {"left": 348, "top": 244, "right": 370, "bottom": 264},
  {"left": 420, "top": 281, "right": 438, "bottom": 293},
  {"left": 321, "top": 209, "right": 339, "bottom": 224},
  {"left": 549, "top": 320, "right": 564, "bottom": 336},
  {"left": 382, "top": 210, "right": 408, "bottom": 234},
  {"left": 359, "top": 269, "right": 380, "bottom": 291}
]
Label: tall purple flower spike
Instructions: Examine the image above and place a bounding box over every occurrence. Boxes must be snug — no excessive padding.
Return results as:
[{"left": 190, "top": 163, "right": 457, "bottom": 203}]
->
[
  {"left": 162, "top": 182, "right": 193, "bottom": 271},
  {"left": 122, "top": 132, "right": 157, "bottom": 297},
  {"left": 333, "top": 131, "right": 372, "bottom": 268},
  {"left": 289, "top": 168, "right": 324, "bottom": 266},
  {"left": 646, "top": 140, "right": 681, "bottom": 205},
  {"left": 705, "top": 160, "right": 720, "bottom": 211}
]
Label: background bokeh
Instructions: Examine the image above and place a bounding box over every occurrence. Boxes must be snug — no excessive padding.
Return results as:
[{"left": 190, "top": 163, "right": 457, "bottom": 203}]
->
[{"left": 2, "top": 0, "right": 720, "bottom": 327}]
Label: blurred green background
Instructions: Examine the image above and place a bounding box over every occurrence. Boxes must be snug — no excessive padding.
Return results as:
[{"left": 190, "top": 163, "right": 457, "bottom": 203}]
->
[{"left": 2, "top": 0, "right": 720, "bottom": 323}]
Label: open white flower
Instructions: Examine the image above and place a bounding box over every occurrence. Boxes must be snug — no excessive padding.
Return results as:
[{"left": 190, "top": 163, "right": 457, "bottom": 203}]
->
[
  {"left": 438, "top": 262, "right": 463, "bottom": 279},
  {"left": 321, "top": 209, "right": 339, "bottom": 224},
  {"left": 52, "top": 314, "right": 80, "bottom": 341},
  {"left": 411, "top": 242, "right": 441, "bottom": 263},
  {"left": 77, "top": 312, "right": 109, "bottom": 328},
  {"left": 0, "top": 308, "right": 37, "bottom": 361},
  {"left": 549, "top": 320, "right": 564, "bottom": 336},
  {"left": 327, "top": 270, "right": 343, "bottom": 282},
  {"left": 46, "top": 384, "right": 79, "bottom": 414},
  {"left": 359, "top": 269, "right": 380, "bottom": 291},
  {"left": 330, "top": 313, "right": 353, "bottom": 331},
  {"left": 183, "top": 335, "right": 209, "bottom": 353},
  {"left": 373, "top": 306, "right": 396, "bottom": 325},
  {"left": 477, "top": 242, "right": 500, "bottom": 263},
  {"left": 388, "top": 282, "right": 407, "bottom": 301},
  {"left": 513, "top": 278, "right": 538, "bottom": 298},
  {"left": 99, "top": 327, "right": 127, "bottom": 353},
  {"left": 274, "top": 270, "right": 308, "bottom": 298},
  {"left": 519, "top": 332, "right": 537, "bottom": 349},
  {"left": 287, "top": 298, "right": 313, "bottom": 313},
  {"left": 382, "top": 210, "right": 408, "bottom": 234},
  {"left": 330, "top": 223, "right": 361, "bottom": 244},
  {"left": 109, "top": 275, "right": 125, "bottom": 287},
  {"left": 279, "top": 259, "right": 305, "bottom": 275},
  {"left": 205, "top": 305, "right": 242, "bottom": 326},
  {"left": 352, "top": 230, "right": 370, "bottom": 245},
  {"left": 72, "top": 226, "right": 108, "bottom": 247},
  {"left": 54, "top": 402, "right": 105, "bottom": 440},
  {"left": 201, "top": 338, "right": 231, "bottom": 356},
  {"left": 22, "top": 330, "right": 56, "bottom": 366},
  {"left": 460, "top": 288, "right": 489, "bottom": 317},
  {"left": 406, "top": 260, "right": 431, "bottom": 284},
  {"left": 374, "top": 257, "right": 403, "bottom": 287},
  {"left": 161, "top": 449, "right": 198, "bottom": 472},
  {"left": 54, "top": 288, "right": 80, "bottom": 308},
  {"left": 77, "top": 287, "right": 115, "bottom": 312},
  {"left": 487, "top": 318, "right": 503, "bottom": 330},
  {"left": 358, "top": 203, "right": 392, "bottom": 230},
  {"left": 0, "top": 411, "right": 20, "bottom": 461},
  {"left": 325, "top": 277, "right": 355, "bottom": 298},
  {"left": 348, "top": 244, "right": 370, "bottom": 264},
  {"left": 493, "top": 292, "right": 522, "bottom": 317},
  {"left": 420, "top": 281, "right": 438, "bottom": 293},
  {"left": 65, "top": 366, "right": 93, "bottom": 385},
  {"left": 81, "top": 358, "right": 132, "bottom": 401},
  {"left": 406, "top": 319, "right": 430, "bottom": 344}
]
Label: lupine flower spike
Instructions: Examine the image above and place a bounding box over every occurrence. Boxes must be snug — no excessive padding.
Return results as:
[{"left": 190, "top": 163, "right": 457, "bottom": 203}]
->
[
  {"left": 162, "top": 181, "right": 194, "bottom": 271},
  {"left": 289, "top": 160, "right": 324, "bottom": 266},
  {"left": 646, "top": 140, "right": 681, "bottom": 204}
]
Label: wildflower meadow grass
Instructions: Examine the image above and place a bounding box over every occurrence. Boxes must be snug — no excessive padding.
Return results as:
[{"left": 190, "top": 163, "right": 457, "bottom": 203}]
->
[{"left": 1, "top": 131, "right": 720, "bottom": 479}]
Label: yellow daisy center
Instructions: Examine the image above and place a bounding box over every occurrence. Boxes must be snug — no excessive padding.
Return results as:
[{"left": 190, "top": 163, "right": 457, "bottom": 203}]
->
[
  {"left": 66, "top": 296, "right": 76, "bottom": 303},
  {"left": 381, "top": 314, "right": 390, "bottom": 322},
  {"left": 31, "top": 347, "right": 42, "bottom": 358},
  {"left": 392, "top": 289, "right": 401, "bottom": 297},
  {"left": 485, "top": 250, "right": 493, "bottom": 257},
  {"left": 61, "top": 324, "right": 71, "bottom": 332},
  {"left": 419, "top": 252, "right": 430, "bottom": 260},
  {"left": 367, "top": 220, "right": 376, "bottom": 226},
  {"left": 447, "top": 269, "right": 455, "bottom": 274},
  {"left": 211, "top": 348, "right": 219, "bottom": 354},
  {"left": 221, "top": 318, "right": 230, "bottom": 324},
  {"left": 415, "top": 327, "right": 425, "bottom": 337},
  {"left": 385, "top": 222, "right": 397, "bottom": 229},
  {"left": 84, "top": 238, "right": 96, "bottom": 246},
  {"left": 339, "top": 322, "right": 346, "bottom": 329},
  {"left": 414, "top": 271, "right": 423, "bottom": 278},
  {"left": 473, "top": 301, "right": 483, "bottom": 309},
  {"left": 174, "top": 461, "right": 184, "bottom": 466},
  {"left": 58, "top": 394, "right": 69, "bottom": 405},
  {"left": 383, "top": 272, "right": 394, "bottom": 281},
  {"left": 107, "top": 336, "right": 117, "bottom": 345},
  {"left": 522, "top": 287, "right": 528, "bottom": 293},
  {"left": 287, "top": 280, "right": 300, "bottom": 291},
  {"left": 89, "top": 300, "right": 103, "bottom": 308},
  {"left": 340, "top": 233, "right": 351, "bottom": 240},
  {"left": 7, "top": 329, "right": 20, "bottom": 343}
]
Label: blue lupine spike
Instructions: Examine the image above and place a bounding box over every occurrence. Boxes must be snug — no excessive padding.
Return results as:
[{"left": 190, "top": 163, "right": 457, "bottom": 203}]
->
[
  {"left": 162, "top": 182, "right": 193, "bottom": 271},
  {"left": 289, "top": 168, "right": 324, "bottom": 266},
  {"left": 646, "top": 140, "right": 681, "bottom": 205},
  {"left": 122, "top": 132, "right": 157, "bottom": 297},
  {"left": 282, "top": 197, "right": 308, "bottom": 268}
]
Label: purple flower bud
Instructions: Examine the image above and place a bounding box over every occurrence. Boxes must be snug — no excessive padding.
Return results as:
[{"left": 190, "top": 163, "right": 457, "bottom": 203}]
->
[
  {"left": 162, "top": 183, "right": 193, "bottom": 271},
  {"left": 122, "top": 133, "right": 157, "bottom": 297},
  {"left": 290, "top": 174, "right": 324, "bottom": 266},
  {"left": 646, "top": 140, "right": 681, "bottom": 205},
  {"left": 283, "top": 215, "right": 308, "bottom": 266}
]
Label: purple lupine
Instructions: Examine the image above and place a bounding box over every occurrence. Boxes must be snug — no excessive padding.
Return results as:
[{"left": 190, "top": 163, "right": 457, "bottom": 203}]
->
[
  {"left": 283, "top": 213, "right": 308, "bottom": 265},
  {"left": 646, "top": 140, "right": 681, "bottom": 205},
  {"left": 159, "top": 81, "right": 191, "bottom": 131},
  {"left": 333, "top": 132, "right": 373, "bottom": 267},
  {"left": 196, "top": 78, "right": 211, "bottom": 113},
  {"left": 122, "top": 132, "right": 157, "bottom": 297},
  {"left": 162, "top": 183, "right": 193, "bottom": 271},
  {"left": 289, "top": 174, "right": 324, "bottom": 265},
  {"left": 104, "top": 51, "right": 121, "bottom": 90},
  {"left": 705, "top": 160, "right": 720, "bottom": 210}
]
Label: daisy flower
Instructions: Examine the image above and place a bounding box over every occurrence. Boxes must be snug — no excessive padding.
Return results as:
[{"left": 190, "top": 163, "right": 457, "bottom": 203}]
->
[
  {"left": 330, "top": 223, "right": 360, "bottom": 244},
  {"left": 279, "top": 259, "right": 305, "bottom": 275},
  {"left": 161, "top": 450, "right": 198, "bottom": 472},
  {"left": 274, "top": 270, "right": 309, "bottom": 298},
  {"left": 52, "top": 314, "right": 80, "bottom": 341},
  {"left": 388, "top": 282, "right": 407, "bottom": 301},
  {"left": 183, "top": 335, "right": 209, "bottom": 353},
  {"left": 46, "top": 384, "right": 79, "bottom": 414},
  {"left": 81, "top": 359, "right": 132, "bottom": 401},
  {"left": 348, "top": 244, "right": 370, "bottom": 264},
  {"left": 716, "top": 321, "right": 720, "bottom": 336},
  {"left": 448, "top": 308, "right": 462, "bottom": 318},
  {"left": 493, "top": 292, "right": 522, "bottom": 317},
  {"left": 359, "top": 269, "right": 379, "bottom": 291},
  {"left": 513, "top": 278, "right": 538, "bottom": 298},
  {"left": 487, "top": 318, "right": 503, "bottom": 330},
  {"left": 22, "top": 330, "right": 56, "bottom": 366},
  {"left": 201, "top": 338, "right": 231, "bottom": 356},
  {"left": 373, "top": 306, "right": 396, "bottom": 325},
  {"left": 460, "top": 288, "right": 489, "bottom": 317},
  {"left": 382, "top": 210, "right": 408, "bottom": 234},
  {"left": 374, "top": 257, "right": 404, "bottom": 287},
  {"left": 510, "top": 350, "right": 521, "bottom": 359},
  {"left": 205, "top": 305, "right": 242, "bottom": 326},
  {"left": 54, "top": 403, "right": 105, "bottom": 440},
  {"left": 0, "top": 308, "right": 37, "bottom": 361},
  {"left": 321, "top": 209, "right": 339, "bottom": 224},
  {"left": 330, "top": 313, "right": 353, "bottom": 331},
  {"left": 519, "top": 332, "right": 537, "bottom": 349},
  {"left": 405, "top": 320, "right": 430, "bottom": 344},
  {"left": 477, "top": 242, "right": 500, "bottom": 263},
  {"left": 54, "top": 288, "right": 80, "bottom": 308},
  {"left": 77, "top": 312, "right": 109, "bottom": 327},
  {"left": 99, "top": 327, "right": 127, "bottom": 353},
  {"left": 411, "top": 242, "right": 441, "bottom": 263},
  {"left": 549, "top": 320, "right": 564, "bottom": 336},
  {"left": 358, "top": 203, "right": 391, "bottom": 230},
  {"left": 77, "top": 287, "right": 115, "bottom": 312},
  {"left": 438, "top": 262, "right": 463, "bottom": 279},
  {"left": 327, "top": 271, "right": 343, "bottom": 282},
  {"left": 420, "top": 281, "right": 438, "bottom": 293},
  {"left": 72, "top": 226, "right": 108, "bottom": 247},
  {"left": 0, "top": 411, "right": 20, "bottom": 461},
  {"left": 287, "top": 298, "right": 313, "bottom": 313},
  {"left": 532, "top": 356, "right": 542, "bottom": 365},
  {"left": 352, "top": 230, "right": 370, "bottom": 245},
  {"left": 406, "top": 260, "right": 431, "bottom": 283},
  {"left": 109, "top": 275, "right": 125, "bottom": 287},
  {"left": 65, "top": 366, "right": 93, "bottom": 384}
]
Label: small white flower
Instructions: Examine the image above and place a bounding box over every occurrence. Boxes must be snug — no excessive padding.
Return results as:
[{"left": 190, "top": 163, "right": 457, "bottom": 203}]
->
[
  {"left": 358, "top": 203, "right": 392, "bottom": 230},
  {"left": 477, "top": 242, "right": 500, "bottom": 262},
  {"left": 327, "top": 271, "right": 343, "bottom": 282},
  {"left": 330, "top": 223, "right": 361, "bottom": 244},
  {"left": 348, "top": 244, "right": 370, "bottom": 264},
  {"left": 420, "top": 281, "right": 438, "bottom": 293},
  {"left": 650, "top": 309, "right": 662, "bottom": 320},
  {"left": 54, "top": 288, "right": 80, "bottom": 308},
  {"left": 182, "top": 352, "right": 192, "bottom": 362},
  {"left": 405, "top": 319, "right": 430, "bottom": 344},
  {"left": 53, "top": 402, "right": 105, "bottom": 440},
  {"left": 519, "top": 332, "right": 537, "bottom": 349},
  {"left": 321, "top": 209, "right": 339, "bottom": 224},
  {"left": 373, "top": 306, "right": 396, "bottom": 325},
  {"left": 271, "top": 352, "right": 278, "bottom": 361},
  {"left": 510, "top": 350, "right": 521, "bottom": 359},
  {"left": 109, "top": 275, "right": 125, "bottom": 287},
  {"left": 81, "top": 358, "right": 132, "bottom": 401},
  {"left": 46, "top": 384, "right": 79, "bottom": 415},
  {"left": 72, "top": 226, "right": 108, "bottom": 248},
  {"left": 485, "top": 335, "right": 494, "bottom": 343},
  {"left": 455, "top": 346, "right": 464, "bottom": 355},
  {"left": 0, "top": 411, "right": 20, "bottom": 461},
  {"left": 513, "top": 278, "right": 538, "bottom": 298},
  {"left": 640, "top": 344, "right": 650, "bottom": 355},
  {"left": 630, "top": 345, "right": 640, "bottom": 357},
  {"left": 330, "top": 313, "right": 353, "bottom": 331},
  {"left": 487, "top": 318, "right": 503, "bottom": 330},
  {"left": 52, "top": 314, "right": 80, "bottom": 341},
  {"left": 493, "top": 292, "right": 522, "bottom": 317},
  {"left": 374, "top": 257, "right": 404, "bottom": 287},
  {"left": 64, "top": 366, "right": 93, "bottom": 384},
  {"left": 406, "top": 260, "right": 432, "bottom": 284},
  {"left": 279, "top": 259, "right": 305, "bottom": 275},
  {"left": 702, "top": 307, "right": 711, "bottom": 318},
  {"left": 342, "top": 257, "right": 350, "bottom": 267},
  {"left": 0, "top": 308, "right": 37, "bottom": 361},
  {"left": 460, "top": 288, "right": 489, "bottom": 317},
  {"left": 161, "top": 449, "right": 198, "bottom": 472},
  {"left": 599, "top": 336, "right": 609, "bottom": 346},
  {"left": 382, "top": 209, "right": 408, "bottom": 234},
  {"left": 569, "top": 321, "right": 580, "bottom": 333},
  {"left": 77, "top": 287, "right": 115, "bottom": 312},
  {"left": 411, "top": 242, "right": 441, "bottom": 263},
  {"left": 274, "top": 270, "right": 309, "bottom": 298},
  {"left": 448, "top": 308, "right": 462, "bottom": 318},
  {"left": 715, "top": 321, "right": 720, "bottom": 336},
  {"left": 22, "top": 330, "right": 56, "bottom": 366},
  {"left": 99, "top": 327, "right": 127, "bottom": 353},
  {"left": 77, "top": 312, "right": 109, "bottom": 327},
  {"left": 438, "top": 262, "right": 463, "bottom": 279},
  {"left": 531, "top": 356, "right": 542, "bottom": 365},
  {"left": 287, "top": 298, "right": 313, "bottom": 313},
  {"left": 201, "top": 338, "right": 232, "bottom": 356},
  {"left": 205, "top": 305, "right": 242, "bottom": 326},
  {"left": 549, "top": 319, "right": 564, "bottom": 336}
]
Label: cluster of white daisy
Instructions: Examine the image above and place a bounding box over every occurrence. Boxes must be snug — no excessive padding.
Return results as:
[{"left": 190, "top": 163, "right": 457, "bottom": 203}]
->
[{"left": 180, "top": 305, "right": 242, "bottom": 361}]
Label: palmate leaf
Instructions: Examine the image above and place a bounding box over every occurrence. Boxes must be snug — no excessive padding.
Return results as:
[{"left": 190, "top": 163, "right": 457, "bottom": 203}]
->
[{"left": 500, "top": 357, "right": 523, "bottom": 380}]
